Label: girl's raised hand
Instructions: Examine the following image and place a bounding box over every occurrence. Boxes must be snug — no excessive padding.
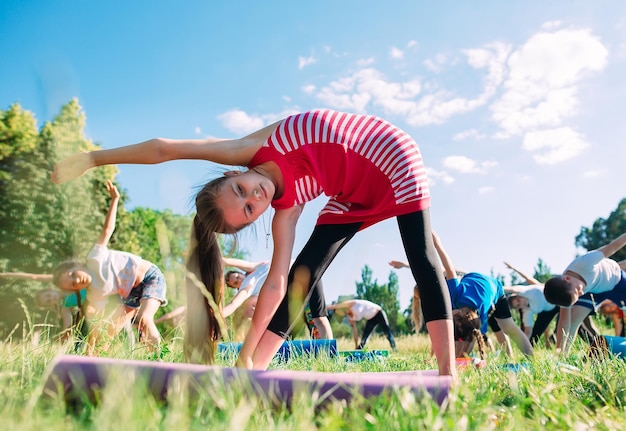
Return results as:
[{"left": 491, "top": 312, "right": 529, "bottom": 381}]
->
[
  {"left": 105, "top": 180, "right": 120, "bottom": 199},
  {"left": 51, "top": 152, "right": 94, "bottom": 184}
]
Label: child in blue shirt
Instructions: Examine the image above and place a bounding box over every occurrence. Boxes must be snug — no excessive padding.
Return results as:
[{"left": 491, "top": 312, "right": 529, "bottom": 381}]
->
[{"left": 432, "top": 232, "right": 533, "bottom": 359}]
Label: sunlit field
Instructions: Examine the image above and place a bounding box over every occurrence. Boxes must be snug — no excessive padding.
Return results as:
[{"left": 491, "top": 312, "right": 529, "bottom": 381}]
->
[{"left": 2, "top": 317, "right": 626, "bottom": 431}]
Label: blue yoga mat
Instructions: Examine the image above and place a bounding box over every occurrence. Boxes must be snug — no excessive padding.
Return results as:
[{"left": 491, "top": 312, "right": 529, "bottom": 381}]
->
[
  {"left": 339, "top": 350, "right": 389, "bottom": 362},
  {"left": 602, "top": 335, "right": 626, "bottom": 358},
  {"left": 218, "top": 339, "right": 338, "bottom": 361}
]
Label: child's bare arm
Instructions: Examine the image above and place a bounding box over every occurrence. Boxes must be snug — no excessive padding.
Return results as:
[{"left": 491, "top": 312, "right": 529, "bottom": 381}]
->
[
  {"left": 95, "top": 180, "right": 120, "bottom": 247},
  {"left": 388, "top": 260, "right": 409, "bottom": 269},
  {"left": 0, "top": 272, "right": 53, "bottom": 282},
  {"left": 51, "top": 122, "right": 281, "bottom": 185},
  {"left": 598, "top": 232, "right": 626, "bottom": 259},
  {"left": 222, "top": 257, "right": 263, "bottom": 273},
  {"left": 432, "top": 231, "right": 456, "bottom": 280},
  {"left": 327, "top": 300, "right": 355, "bottom": 310},
  {"left": 503, "top": 261, "right": 540, "bottom": 285}
]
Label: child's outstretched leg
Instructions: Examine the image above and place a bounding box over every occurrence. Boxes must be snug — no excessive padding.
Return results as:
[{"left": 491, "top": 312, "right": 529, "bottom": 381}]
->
[{"left": 397, "top": 210, "right": 455, "bottom": 377}]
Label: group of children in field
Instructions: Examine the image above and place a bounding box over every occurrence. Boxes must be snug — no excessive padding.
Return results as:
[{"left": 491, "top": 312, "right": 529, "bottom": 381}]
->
[{"left": 2, "top": 109, "right": 623, "bottom": 378}]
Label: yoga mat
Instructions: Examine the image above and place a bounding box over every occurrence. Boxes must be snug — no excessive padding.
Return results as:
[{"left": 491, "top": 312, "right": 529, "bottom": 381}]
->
[
  {"left": 218, "top": 338, "right": 338, "bottom": 361},
  {"left": 42, "top": 355, "right": 451, "bottom": 407},
  {"left": 602, "top": 335, "right": 626, "bottom": 358},
  {"left": 339, "top": 350, "right": 389, "bottom": 362}
]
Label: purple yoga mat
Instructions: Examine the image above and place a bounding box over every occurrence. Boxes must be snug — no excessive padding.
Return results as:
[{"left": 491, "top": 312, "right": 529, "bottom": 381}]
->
[{"left": 42, "top": 355, "right": 451, "bottom": 406}]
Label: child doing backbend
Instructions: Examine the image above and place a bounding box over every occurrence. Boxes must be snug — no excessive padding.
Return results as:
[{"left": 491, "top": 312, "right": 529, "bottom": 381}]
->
[
  {"left": 52, "top": 109, "right": 455, "bottom": 377},
  {"left": 52, "top": 180, "right": 167, "bottom": 354}
]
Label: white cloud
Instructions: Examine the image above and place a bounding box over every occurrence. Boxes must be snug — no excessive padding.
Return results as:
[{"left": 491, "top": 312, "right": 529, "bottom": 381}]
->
[
  {"left": 444, "top": 156, "right": 481, "bottom": 174},
  {"left": 463, "top": 42, "right": 511, "bottom": 100},
  {"left": 356, "top": 57, "right": 375, "bottom": 67},
  {"left": 298, "top": 55, "right": 317, "bottom": 69},
  {"left": 478, "top": 186, "right": 494, "bottom": 194},
  {"left": 491, "top": 28, "right": 608, "bottom": 137},
  {"left": 541, "top": 20, "right": 563, "bottom": 30},
  {"left": 425, "top": 167, "right": 455, "bottom": 186},
  {"left": 217, "top": 110, "right": 265, "bottom": 135},
  {"left": 390, "top": 47, "right": 404, "bottom": 59},
  {"left": 309, "top": 65, "right": 491, "bottom": 126},
  {"left": 302, "top": 84, "right": 316, "bottom": 95},
  {"left": 218, "top": 109, "right": 301, "bottom": 135},
  {"left": 423, "top": 53, "right": 448, "bottom": 72},
  {"left": 194, "top": 126, "right": 201, "bottom": 135},
  {"left": 582, "top": 170, "right": 605, "bottom": 178},
  {"left": 522, "top": 127, "right": 590, "bottom": 164},
  {"left": 407, "top": 40, "right": 418, "bottom": 48},
  {"left": 443, "top": 155, "right": 497, "bottom": 174},
  {"left": 453, "top": 129, "right": 486, "bottom": 141}
]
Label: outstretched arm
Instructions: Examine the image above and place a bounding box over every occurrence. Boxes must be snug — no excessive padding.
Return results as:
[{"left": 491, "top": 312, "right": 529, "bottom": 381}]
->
[
  {"left": 236, "top": 205, "right": 303, "bottom": 369},
  {"left": 388, "top": 260, "right": 409, "bottom": 269},
  {"left": 51, "top": 122, "right": 281, "bottom": 184},
  {"left": 495, "top": 317, "right": 533, "bottom": 356},
  {"left": 222, "top": 257, "right": 264, "bottom": 274},
  {"left": 222, "top": 287, "right": 253, "bottom": 318},
  {"left": 326, "top": 300, "right": 356, "bottom": 311},
  {"left": 598, "top": 232, "right": 626, "bottom": 259},
  {"left": 504, "top": 261, "right": 540, "bottom": 285},
  {"left": 154, "top": 305, "right": 187, "bottom": 324},
  {"left": 0, "top": 272, "right": 53, "bottom": 282},
  {"left": 432, "top": 231, "right": 456, "bottom": 280},
  {"left": 555, "top": 306, "right": 571, "bottom": 352},
  {"left": 95, "top": 180, "right": 120, "bottom": 247}
]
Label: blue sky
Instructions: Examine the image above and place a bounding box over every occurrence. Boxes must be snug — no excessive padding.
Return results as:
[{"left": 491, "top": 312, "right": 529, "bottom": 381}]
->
[{"left": 2, "top": 1, "right": 625, "bottom": 308}]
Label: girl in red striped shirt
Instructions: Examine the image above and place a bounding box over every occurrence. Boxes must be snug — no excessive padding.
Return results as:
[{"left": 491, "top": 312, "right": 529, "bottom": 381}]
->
[{"left": 52, "top": 110, "right": 455, "bottom": 378}]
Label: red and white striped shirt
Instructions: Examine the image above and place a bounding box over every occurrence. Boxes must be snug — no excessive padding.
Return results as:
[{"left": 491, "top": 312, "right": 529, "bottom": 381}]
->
[{"left": 249, "top": 110, "right": 431, "bottom": 229}]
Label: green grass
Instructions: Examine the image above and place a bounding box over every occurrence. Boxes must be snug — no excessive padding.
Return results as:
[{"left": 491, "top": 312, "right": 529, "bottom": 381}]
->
[{"left": 2, "top": 324, "right": 626, "bottom": 430}]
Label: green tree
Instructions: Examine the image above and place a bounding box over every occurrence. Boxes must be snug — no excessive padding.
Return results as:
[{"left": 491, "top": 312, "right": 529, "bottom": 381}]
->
[
  {"left": 0, "top": 100, "right": 119, "bottom": 277},
  {"left": 0, "top": 100, "right": 114, "bottom": 335},
  {"left": 575, "top": 198, "right": 626, "bottom": 261},
  {"left": 355, "top": 265, "right": 400, "bottom": 330},
  {"left": 533, "top": 258, "right": 552, "bottom": 283}
]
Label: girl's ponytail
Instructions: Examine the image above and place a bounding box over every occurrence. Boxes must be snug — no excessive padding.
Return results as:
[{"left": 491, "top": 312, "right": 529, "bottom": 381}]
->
[
  {"left": 184, "top": 178, "right": 232, "bottom": 364},
  {"left": 471, "top": 328, "right": 487, "bottom": 360}
]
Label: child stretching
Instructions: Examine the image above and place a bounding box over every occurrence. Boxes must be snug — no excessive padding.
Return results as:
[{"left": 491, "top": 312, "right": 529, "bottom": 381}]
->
[
  {"left": 430, "top": 232, "right": 533, "bottom": 359},
  {"left": 52, "top": 109, "right": 455, "bottom": 377},
  {"left": 52, "top": 180, "right": 167, "bottom": 354},
  {"left": 544, "top": 232, "right": 626, "bottom": 354},
  {"left": 327, "top": 299, "right": 397, "bottom": 351}
]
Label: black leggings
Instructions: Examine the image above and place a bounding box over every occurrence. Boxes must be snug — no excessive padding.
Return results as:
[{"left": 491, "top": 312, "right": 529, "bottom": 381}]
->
[
  {"left": 266, "top": 209, "right": 452, "bottom": 337},
  {"left": 358, "top": 310, "right": 397, "bottom": 350},
  {"left": 530, "top": 308, "right": 559, "bottom": 345}
]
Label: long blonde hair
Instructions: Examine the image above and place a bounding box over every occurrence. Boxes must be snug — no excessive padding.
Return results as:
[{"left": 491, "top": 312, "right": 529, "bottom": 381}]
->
[{"left": 184, "top": 178, "right": 237, "bottom": 364}]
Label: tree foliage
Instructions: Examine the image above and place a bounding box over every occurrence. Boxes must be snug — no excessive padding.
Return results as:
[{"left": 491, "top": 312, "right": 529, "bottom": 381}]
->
[
  {"left": 575, "top": 198, "right": 626, "bottom": 262},
  {"left": 0, "top": 100, "right": 117, "bottom": 275},
  {"left": 0, "top": 100, "right": 193, "bottom": 334},
  {"left": 355, "top": 265, "right": 400, "bottom": 330},
  {"left": 532, "top": 258, "right": 552, "bottom": 283}
]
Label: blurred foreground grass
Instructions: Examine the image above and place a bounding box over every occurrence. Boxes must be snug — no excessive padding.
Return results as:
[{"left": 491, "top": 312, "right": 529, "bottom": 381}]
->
[{"left": 1, "top": 322, "right": 625, "bottom": 431}]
